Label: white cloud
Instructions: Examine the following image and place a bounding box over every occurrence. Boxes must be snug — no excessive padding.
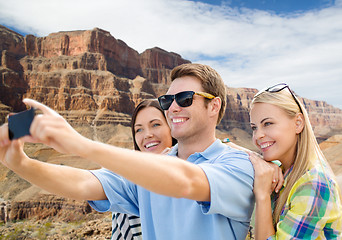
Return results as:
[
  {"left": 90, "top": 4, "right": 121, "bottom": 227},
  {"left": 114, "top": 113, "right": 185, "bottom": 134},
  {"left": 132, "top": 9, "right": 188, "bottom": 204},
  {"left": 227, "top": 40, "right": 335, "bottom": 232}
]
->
[{"left": 0, "top": 0, "right": 341, "bottom": 109}]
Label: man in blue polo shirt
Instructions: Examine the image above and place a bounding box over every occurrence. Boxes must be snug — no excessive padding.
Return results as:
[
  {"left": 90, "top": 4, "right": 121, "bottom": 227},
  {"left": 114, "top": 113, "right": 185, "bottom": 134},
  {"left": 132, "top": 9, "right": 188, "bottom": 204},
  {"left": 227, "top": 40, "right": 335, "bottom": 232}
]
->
[
  {"left": 87, "top": 63, "right": 254, "bottom": 239},
  {"left": 0, "top": 63, "right": 254, "bottom": 239},
  {"left": 89, "top": 141, "right": 253, "bottom": 239}
]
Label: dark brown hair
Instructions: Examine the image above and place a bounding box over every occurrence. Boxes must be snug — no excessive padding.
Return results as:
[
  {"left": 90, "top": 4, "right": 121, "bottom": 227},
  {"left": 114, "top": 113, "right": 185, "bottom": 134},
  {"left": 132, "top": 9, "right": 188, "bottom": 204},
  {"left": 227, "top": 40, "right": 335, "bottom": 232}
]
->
[
  {"left": 131, "top": 99, "right": 177, "bottom": 151},
  {"left": 170, "top": 63, "right": 226, "bottom": 124}
]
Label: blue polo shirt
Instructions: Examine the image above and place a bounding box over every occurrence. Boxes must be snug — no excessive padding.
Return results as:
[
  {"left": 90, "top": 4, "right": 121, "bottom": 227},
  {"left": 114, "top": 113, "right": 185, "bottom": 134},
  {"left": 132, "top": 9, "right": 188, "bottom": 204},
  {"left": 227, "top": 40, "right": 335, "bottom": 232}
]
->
[{"left": 88, "top": 139, "right": 254, "bottom": 240}]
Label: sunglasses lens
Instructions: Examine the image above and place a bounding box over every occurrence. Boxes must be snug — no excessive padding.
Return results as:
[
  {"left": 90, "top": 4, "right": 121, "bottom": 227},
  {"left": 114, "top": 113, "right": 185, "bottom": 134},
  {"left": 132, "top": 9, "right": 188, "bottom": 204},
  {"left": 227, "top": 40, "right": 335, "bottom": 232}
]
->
[
  {"left": 176, "top": 91, "right": 194, "bottom": 107},
  {"left": 268, "top": 83, "right": 287, "bottom": 92},
  {"left": 158, "top": 95, "right": 174, "bottom": 110},
  {"left": 158, "top": 91, "right": 195, "bottom": 110},
  {"left": 262, "top": 83, "right": 303, "bottom": 113}
]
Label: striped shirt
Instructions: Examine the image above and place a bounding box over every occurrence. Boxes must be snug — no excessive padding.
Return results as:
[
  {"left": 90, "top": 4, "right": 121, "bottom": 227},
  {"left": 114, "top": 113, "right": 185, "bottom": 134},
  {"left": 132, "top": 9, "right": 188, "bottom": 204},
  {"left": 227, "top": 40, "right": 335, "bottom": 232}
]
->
[
  {"left": 112, "top": 213, "right": 142, "bottom": 240},
  {"left": 268, "top": 164, "right": 342, "bottom": 239}
]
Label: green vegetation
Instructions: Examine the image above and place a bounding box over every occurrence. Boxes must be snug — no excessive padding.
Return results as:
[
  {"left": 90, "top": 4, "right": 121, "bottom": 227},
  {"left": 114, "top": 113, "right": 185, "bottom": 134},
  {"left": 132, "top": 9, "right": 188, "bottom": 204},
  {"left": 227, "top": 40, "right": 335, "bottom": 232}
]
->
[{"left": 0, "top": 220, "right": 83, "bottom": 239}]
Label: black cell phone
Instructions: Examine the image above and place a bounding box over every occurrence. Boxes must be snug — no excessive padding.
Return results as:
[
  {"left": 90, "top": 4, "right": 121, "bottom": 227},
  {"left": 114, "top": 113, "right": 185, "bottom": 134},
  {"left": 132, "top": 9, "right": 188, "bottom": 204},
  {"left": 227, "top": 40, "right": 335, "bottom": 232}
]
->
[{"left": 8, "top": 108, "right": 35, "bottom": 140}]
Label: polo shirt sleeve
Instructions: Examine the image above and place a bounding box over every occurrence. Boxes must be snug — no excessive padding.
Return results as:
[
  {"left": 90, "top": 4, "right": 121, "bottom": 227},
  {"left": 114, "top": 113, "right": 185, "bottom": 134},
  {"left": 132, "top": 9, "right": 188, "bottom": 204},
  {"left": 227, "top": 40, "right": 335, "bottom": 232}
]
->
[
  {"left": 87, "top": 168, "right": 139, "bottom": 216},
  {"left": 198, "top": 150, "right": 255, "bottom": 222}
]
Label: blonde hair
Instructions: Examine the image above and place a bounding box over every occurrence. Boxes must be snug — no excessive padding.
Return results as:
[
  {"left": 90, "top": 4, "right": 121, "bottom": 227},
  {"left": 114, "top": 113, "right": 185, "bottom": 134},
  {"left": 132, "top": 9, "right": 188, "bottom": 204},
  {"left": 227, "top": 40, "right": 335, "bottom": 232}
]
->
[{"left": 251, "top": 87, "right": 339, "bottom": 226}]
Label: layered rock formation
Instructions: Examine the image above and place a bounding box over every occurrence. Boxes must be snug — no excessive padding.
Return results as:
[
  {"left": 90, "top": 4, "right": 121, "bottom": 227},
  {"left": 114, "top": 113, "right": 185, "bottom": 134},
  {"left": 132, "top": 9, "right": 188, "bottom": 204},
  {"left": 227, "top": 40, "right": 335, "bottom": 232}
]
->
[
  {"left": 0, "top": 195, "right": 93, "bottom": 222},
  {"left": 1, "top": 24, "right": 341, "bottom": 138},
  {"left": 1, "top": 24, "right": 342, "bottom": 236},
  {"left": 320, "top": 135, "right": 342, "bottom": 176},
  {"left": 0, "top": 25, "right": 190, "bottom": 128},
  {"left": 0, "top": 195, "right": 112, "bottom": 239},
  {"left": 301, "top": 98, "right": 342, "bottom": 139}
]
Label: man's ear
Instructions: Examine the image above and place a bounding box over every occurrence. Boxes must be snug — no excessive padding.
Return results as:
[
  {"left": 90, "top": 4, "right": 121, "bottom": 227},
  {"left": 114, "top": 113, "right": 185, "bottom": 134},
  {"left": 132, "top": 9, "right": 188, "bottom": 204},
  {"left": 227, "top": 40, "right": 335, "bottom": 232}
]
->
[
  {"left": 209, "top": 97, "right": 221, "bottom": 116},
  {"left": 295, "top": 113, "right": 305, "bottom": 134}
]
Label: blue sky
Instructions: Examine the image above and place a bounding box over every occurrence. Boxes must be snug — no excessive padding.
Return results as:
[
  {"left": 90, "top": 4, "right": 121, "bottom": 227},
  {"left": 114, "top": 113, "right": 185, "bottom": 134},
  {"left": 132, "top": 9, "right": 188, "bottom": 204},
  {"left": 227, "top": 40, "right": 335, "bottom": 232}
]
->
[
  {"left": 0, "top": 0, "right": 341, "bottom": 109},
  {"left": 194, "top": 0, "right": 335, "bottom": 13}
]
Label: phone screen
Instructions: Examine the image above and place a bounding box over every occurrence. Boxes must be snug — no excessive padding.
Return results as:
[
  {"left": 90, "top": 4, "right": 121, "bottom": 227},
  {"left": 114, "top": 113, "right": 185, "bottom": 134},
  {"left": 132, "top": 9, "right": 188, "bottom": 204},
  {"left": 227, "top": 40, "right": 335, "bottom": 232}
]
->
[{"left": 8, "top": 108, "right": 35, "bottom": 140}]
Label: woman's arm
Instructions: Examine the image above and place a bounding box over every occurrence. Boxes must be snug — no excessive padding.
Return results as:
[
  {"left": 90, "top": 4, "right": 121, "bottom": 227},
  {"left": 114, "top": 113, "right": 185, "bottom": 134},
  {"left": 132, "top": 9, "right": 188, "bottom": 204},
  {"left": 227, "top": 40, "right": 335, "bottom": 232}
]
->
[{"left": 249, "top": 153, "right": 276, "bottom": 239}]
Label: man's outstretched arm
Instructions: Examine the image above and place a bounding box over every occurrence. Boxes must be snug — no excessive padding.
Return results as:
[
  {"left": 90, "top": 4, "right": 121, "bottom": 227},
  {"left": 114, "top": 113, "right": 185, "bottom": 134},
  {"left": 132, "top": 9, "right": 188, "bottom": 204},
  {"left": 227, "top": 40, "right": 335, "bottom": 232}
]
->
[
  {"left": 24, "top": 98, "right": 211, "bottom": 201},
  {"left": 0, "top": 123, "right": 105, "bottom": 201}
]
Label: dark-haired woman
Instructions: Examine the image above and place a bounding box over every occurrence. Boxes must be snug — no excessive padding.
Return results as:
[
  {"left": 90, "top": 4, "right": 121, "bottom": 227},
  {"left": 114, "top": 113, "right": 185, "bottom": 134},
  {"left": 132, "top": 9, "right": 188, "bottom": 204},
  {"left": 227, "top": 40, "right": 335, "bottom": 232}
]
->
[{"left": 111, "top": 99, "right": 176, "bottom": 240}]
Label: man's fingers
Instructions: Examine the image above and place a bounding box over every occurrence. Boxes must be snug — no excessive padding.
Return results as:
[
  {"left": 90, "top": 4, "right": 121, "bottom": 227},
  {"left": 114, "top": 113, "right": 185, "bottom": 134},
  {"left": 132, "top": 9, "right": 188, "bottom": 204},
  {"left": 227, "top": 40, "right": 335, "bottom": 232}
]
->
[
  {"left": 30, "top": 115, "right": 59, "bottom": 141},
  {"left": 23, "top": 98, "right": 57, "bottom": 116},
  {"left": 0, "top": 124, "right": 10, "bottom": 147},
  {"left": 0, "top": 139, "right": 10, "bottom": 147},
  {"left": 21, "top": 135, "right": 41, "bottom": 144}
]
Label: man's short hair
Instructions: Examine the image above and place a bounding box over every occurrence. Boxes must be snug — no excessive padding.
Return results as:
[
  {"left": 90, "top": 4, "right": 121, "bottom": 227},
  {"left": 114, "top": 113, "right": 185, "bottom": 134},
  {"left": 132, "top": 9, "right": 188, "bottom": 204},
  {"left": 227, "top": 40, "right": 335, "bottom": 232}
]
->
[{"left": 170, "top": 63, "right": 226, "bottom": 124}]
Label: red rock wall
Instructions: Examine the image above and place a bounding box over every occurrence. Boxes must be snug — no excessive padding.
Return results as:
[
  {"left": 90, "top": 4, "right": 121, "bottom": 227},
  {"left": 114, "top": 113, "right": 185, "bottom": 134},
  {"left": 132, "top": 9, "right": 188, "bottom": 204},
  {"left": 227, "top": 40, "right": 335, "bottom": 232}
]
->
[
  {"left": 0, "top": 195, "right": 94, "bottom": 222},
  {"left": 0, "top": 24, "right": 341, "bottom": 138}
]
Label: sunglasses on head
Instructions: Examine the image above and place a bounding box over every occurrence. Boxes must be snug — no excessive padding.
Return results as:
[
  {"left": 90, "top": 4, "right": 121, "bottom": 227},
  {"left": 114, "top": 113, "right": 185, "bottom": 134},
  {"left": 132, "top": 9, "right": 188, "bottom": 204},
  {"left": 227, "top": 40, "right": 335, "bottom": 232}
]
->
[
  {"left": 158, "top": 91, "right": 215, "bottom": 110},
  {"left": 254, "top": 83, "right": 303, "bottom": 113}
]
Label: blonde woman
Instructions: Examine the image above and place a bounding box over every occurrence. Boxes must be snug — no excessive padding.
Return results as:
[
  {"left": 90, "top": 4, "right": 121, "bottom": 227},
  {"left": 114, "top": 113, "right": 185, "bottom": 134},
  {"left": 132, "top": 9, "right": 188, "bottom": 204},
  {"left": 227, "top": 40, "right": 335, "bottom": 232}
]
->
[{"left": 249, "top": 83, "right": 342, "bottom": 239}]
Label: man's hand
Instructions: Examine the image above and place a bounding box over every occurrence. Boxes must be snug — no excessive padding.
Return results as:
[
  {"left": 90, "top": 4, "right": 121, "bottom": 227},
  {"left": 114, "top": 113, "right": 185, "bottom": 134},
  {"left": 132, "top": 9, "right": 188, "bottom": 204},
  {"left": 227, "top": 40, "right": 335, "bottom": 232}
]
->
[
  {"left": 0, "top": 123, "right": 28, "bottom": 169},
  {"left": 23, "top": 98, "right": 86, "bottom": 155}
]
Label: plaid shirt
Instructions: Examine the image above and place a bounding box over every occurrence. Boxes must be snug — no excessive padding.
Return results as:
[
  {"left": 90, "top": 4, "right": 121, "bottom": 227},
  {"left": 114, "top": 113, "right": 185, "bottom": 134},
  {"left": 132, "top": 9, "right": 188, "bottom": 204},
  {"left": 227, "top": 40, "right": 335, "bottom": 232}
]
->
[{"left": 268, "top": 164, "right": 342, "bottom": 239}]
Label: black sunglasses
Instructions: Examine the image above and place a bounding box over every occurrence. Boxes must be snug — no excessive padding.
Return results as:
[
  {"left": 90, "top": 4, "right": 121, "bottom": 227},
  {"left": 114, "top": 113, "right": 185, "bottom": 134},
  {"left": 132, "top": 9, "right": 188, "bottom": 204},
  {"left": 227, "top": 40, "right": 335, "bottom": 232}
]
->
[
  {"left": 254, "top": 83, "right": 303, "bottom": 113},
  {"left": 158, "top": 91, "right": 215, "bottom": 110}
]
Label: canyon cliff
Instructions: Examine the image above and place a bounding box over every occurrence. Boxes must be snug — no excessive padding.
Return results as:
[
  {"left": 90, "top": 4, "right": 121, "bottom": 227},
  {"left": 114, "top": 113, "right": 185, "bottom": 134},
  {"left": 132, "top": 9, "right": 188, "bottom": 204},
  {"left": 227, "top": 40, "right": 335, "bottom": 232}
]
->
[
  {"left": 0, "top": 25, "right": 341, "bottom": 231},
  {"left": 1, "top": 25, "right": 341, "bottom": 139}
]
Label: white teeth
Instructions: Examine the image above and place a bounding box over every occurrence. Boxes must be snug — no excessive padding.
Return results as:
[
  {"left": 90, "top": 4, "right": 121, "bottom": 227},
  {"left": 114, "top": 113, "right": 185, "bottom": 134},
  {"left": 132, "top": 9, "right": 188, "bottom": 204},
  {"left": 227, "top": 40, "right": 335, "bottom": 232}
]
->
[
  {"left": 260, "top": 142, "right": 274, "bottom": 149},
  {"left": 172, "top": 118, "right": 185, "bottom": 123},
  {"left": 146, "top": 142, "right": 158, "bottom": 149}
]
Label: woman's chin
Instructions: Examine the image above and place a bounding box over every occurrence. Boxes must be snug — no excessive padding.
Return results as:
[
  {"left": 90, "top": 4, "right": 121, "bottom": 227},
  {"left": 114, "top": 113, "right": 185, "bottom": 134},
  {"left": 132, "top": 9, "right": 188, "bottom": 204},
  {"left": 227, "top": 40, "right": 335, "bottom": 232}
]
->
[{"left": 262, "top": 154, "right": 278, "bottom": 162}]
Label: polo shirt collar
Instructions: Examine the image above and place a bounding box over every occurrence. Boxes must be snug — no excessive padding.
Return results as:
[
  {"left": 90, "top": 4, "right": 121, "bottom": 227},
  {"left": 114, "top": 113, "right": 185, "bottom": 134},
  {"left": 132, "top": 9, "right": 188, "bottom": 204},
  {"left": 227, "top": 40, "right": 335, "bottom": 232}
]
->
[
  {"left": 198, "top": 139, "right": 225, "bottom": 160},
  {"left": 168, "top": 139, "right": 224, "bottom": 161}
]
